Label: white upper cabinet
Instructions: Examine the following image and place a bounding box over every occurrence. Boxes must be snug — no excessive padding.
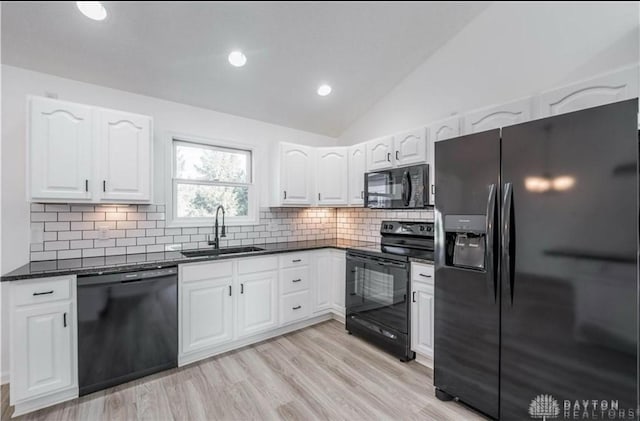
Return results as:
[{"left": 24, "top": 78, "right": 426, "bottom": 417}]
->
[
  {"left": 393, "top": 128, "right": 427, "bottom": 167},
  {"left": 538, "top": 65, "right": 639, "bottom": 118},
  {"left": 427, "top": 116, "right": 460, "bottom": 205},
  {"left": 29, "top": 97, "right": 93, "bottom": 201},
  {"left": 28, "top": 96, "right": 153, "bottom": 203},
  {"left": 98, "top": 109, "right": 152, "bottom": 202},
  {"left": 278, "top": 142, "right": 315, "bottom": 205},
  {"left": 347, "top": 143, "right": 366, "bottom": 206},
  {"left": 463, "top": 97, "right": 533, "bottom": 134},
  {"left": 366, "top": 136, "right": 394, "bottom": 171},
  {"left": 316, "top": 147, "right": 348, "bottom": 205}
]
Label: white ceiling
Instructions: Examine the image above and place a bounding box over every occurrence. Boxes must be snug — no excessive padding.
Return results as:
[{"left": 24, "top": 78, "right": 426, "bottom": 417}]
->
[{"left": 2, "top": 1, "right": 489, "bottom": 137}]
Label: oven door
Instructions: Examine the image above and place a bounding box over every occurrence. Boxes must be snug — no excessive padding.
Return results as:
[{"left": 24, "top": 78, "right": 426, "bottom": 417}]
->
[
  {"left": 365, "top": 165, "right": 428, "bottom": 209},
  {"left": 346, "top": 253, "right": 409, "bottom": 333}
]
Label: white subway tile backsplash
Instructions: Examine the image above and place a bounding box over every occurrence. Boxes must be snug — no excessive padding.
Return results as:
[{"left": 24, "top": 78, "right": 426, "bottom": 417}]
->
[
  {"left": 83, "top": 248, "right": 105, "bottom": 258},
  {"left": 83, "top": 212, "right": 106, "bottom": 221},
  {"left": 58, "top": 231, "right": 82, "bottom": 241},
  {"left": 58, "top": 212, "right": 83, "bottom": 221},
  {"left": 58, "top": 250, "right": 82, "bottom": 259},
  {"left": 44, "top": 241, "right": 69, "bottom": 251},
  {"left": 71, "top": 221, "right": 94, "bottom": 230},
  {"left": 116, "top": 238, "right": 136, "bottom": 247},
  {"left": 31, "top": 212, "right": 57, "bottom": 222},
  {"left": 116, "top": 221, "right": 137, "bottom": 229},
  {"left": 45, "top": 222, "right": 70, "bottom": 231},
  {"left": 70, "top": 239, "right": 94, "bottom": 249}
]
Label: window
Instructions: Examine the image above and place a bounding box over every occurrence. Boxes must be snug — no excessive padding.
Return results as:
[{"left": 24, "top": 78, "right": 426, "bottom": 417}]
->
[{"left": 171, "top": 138, "right": 256, "bottom": 225}]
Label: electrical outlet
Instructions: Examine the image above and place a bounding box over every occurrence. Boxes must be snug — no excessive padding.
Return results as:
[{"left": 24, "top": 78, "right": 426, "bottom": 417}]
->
[
  {"left": 268, "top": 222, "right": 278, "bottom": 231},
  {"left": 30, "top": 226, "right": 44, "bottom": 244},
  {"left": 98, "top": 226, "right": 110, "bottom": 240}
]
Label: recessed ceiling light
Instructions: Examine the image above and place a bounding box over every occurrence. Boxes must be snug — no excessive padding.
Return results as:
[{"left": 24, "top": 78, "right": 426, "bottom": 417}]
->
[
  {"left": 317, "top": 84, "right": 332, "bottom": 96},
  {"left": 228, "top": 51, "right": 247, "bottom": 67},
  {"left": 76, "top": 1, "right": 107, "bottom": 21}
]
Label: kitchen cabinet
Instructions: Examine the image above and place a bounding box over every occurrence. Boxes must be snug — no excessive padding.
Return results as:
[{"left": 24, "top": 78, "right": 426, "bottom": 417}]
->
[
  {"left": 10, "top": 276, "right": 78, "bottom": 416},
  {"left": 276, "top": 142, "right": 315, "bottom": 205},
  {"left": 29, "top": 97, "right": 94, "bottom": 201},
  {"left": 427, "top": 116, "right": 460, "bottom": 205},
  {"left": 98, "top": 109, "right": 152, "bottom": 201},
  {"left": 316, "top": 147, "right": 348, "bottom": 205},
  {"left": 538, "top": 65, "right": 639, "bottom": 118},
  {"left": 462, "top": 97, "right": 533, "bottom": 134},
  {"left": 28, "top": 96, "right": 153, "bottom": 203},
  {"left": 411, "top": 263, "right": 434, "bottom": 357},
  {"left": 312, "top": 250, "right": 333, "bottom": 313},
  {"left": 393, "top": 128, "right": 428, "bottom": 167},
  {"left": 237, "top": 268, "right": 279, "bottom": 338},
  {"left": 347, "top": 143, "right": 366, "bottom": 206},
  {"left": 366, "top": 136, "right": 394, "bottom": 171},
  {"left": 330, "top": 250, "right": 346, "bottom": 316}
]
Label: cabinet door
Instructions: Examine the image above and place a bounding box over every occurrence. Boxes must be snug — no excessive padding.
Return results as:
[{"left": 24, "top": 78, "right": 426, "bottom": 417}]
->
[
  {"left": 29, "top": 97, "right": 93, "bottom": 201},
  {"left": 366, "top": 136, "right": 394, "bottom": 171},
  {"left": 463, "top": 97, "right": 533, "bottom": 134},
  {"left": 394, "top": 128, "right": 427, "bottom": 167},
  {"left": 330, "top": 251, "right": 346, "bottom": 315},
  {"left": 237, "top": 270, "right": 278, "bottom": 338},
  {"left": 181, "top": 277, "right": 233, "bottom": 354},
  {"left": 98, "top": 109, "right": 151, "bottom": 201},
  {"left": 411, "top": 281, "right": 434, "bottom": 357},
  {"left": 313, "top": 251, "right": 332, "bottom": 313},
  {"left": 279, "top": 143, "right": 314, "bottom": 205},
  {"left": 538, "top": 66, "right": 639, "bottom": 118},
  {"left": 427, "top": 116, "right": 460, "bottom": 205},
  {"left": 316, "top": 147, "right": 348, "bottom": 205},
  {"left": 12, "top": 302, "right": 74, "bottom": 402},
  {"left": 347, "top": 144, "right": 366, "bottom": 206}
]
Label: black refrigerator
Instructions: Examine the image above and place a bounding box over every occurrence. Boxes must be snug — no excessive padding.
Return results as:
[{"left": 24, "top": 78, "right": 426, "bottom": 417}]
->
[{"left": 434, "top": 99, "right": 638, "bottom": 420}]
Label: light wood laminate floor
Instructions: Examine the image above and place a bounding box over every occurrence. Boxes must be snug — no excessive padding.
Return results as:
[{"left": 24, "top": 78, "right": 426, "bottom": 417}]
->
[{"left": 1, "top": 320, "right": 486, "bottom": 421}]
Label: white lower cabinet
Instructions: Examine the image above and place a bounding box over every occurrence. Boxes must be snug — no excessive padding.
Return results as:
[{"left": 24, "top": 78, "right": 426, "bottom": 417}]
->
[
  {"left": 10, "top": 276, "right": 78, "bottom": 416},
  {"left": 330, "top": 250, "right": 346, "bottom": 316},
  {"left": 280, "top": 290, "right": 311, "bottom": 325},
  {"left": 313, "top": 251, "right": 333, "bottom": 313},
  {"left": 411, "top": 263, "right": 435, "bottom": 358},
  {"left": 237, "top": 269, "right": 279, "bottom": 338}
]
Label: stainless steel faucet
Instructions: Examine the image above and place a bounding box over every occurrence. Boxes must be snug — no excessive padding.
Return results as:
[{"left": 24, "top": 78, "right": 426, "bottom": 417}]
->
[{"left": 208, "top": 205, "right": 226, "bottom": 249}]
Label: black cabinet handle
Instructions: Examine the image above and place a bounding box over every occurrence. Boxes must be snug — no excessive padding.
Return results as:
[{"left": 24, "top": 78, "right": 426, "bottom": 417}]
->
[
  {"left": 284, "top": 190, "right": 287, "bottom": 199},
  {"left": 292, "top": 259, "right": 301, "bottom": 263},
  {"left": 387, "top": 152, "right": 391, "bottom": 162},
  {"left": 241, "top": 283, "right": 244, "bottom": 294},
  {"left": 292, "top": 279, "right": 302, "bottom": 283},
  {"left": 395, "top": 151, "right": 399, "bottom": 160},
  {"left": 63, "top": 312, "right": 67, "bottom": 328},
  {"left": 419, "top": 273, "right": 432, "bottom": 278},
  {"left": 85, "top": 179, "right": 89, "bottom": 192},
  {"left": 103, "top": 180, "right": 106, "bottom": 192},
  {"left": 33, "top": 290, "right": 54, "bottom": 296},
  {"left": 229, "top": 285, "right": 232, "bottom": 296},
  {"left": 412, "top": 291, "right": 416, "bottom": 303},
  {"left": 318, "top": 193, "right": 321, "bottom": 201},
  {"left": 292, "top": 305, "right": 302, "bottom": 310}
]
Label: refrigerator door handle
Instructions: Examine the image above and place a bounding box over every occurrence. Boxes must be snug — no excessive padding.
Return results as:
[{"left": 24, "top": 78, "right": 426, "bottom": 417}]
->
[
  {"left": 485, "top": 183, "right": 497, "bottom": 303},
  {"left": 502, "top": 182, "right": 514, "bottom": 306}
]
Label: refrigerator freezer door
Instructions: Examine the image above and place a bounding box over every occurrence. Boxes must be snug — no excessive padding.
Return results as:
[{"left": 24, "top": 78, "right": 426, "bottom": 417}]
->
[
  {"left": 434, "top": 129, "right": 500, "bottom": 419},
  {"left": 500, "top": 99, "right": 638, "bottom": 419}
]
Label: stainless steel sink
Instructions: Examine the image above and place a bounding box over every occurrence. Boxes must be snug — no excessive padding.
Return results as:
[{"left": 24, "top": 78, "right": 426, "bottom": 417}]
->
[{"left": 181, "top": 246, "right": 264, "bottom": 258}]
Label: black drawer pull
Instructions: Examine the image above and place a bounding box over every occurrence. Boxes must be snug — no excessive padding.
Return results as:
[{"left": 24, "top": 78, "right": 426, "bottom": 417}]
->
[
  {"left": 292, "top": 259, "right": 302, "bottom": 263},
  {"left": 63, "top": 312, "right": 67, "bottom": 327},
  {"left": 33, "top": 290, "right": 54, "bottom": 296},
  {"left": 412, "top": 292, "right": 416, "bottom": 303},
  {"left": 292, "top": 305, "right": 302, "bottom": 310},
  {"left": 419, "top": 273, "right": 432, "bottom": 278},
  {"left": 292, "top": 279, "right": 302, "bottom": 283}
]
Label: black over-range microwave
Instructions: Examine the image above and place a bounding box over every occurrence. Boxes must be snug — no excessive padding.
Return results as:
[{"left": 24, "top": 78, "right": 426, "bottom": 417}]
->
[{"left": 364, "top": 164, "right": 431, "bottom": 209}]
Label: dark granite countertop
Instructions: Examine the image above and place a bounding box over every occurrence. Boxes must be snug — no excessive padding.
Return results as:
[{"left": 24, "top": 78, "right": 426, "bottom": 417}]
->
[{"left": 2, "top": 239, "right": 378, "bottom": 282}]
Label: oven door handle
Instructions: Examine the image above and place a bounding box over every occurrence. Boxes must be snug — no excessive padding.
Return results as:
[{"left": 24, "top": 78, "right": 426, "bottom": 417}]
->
[{"left": 346, "top": 254, "right": 407, "bottom": 269}]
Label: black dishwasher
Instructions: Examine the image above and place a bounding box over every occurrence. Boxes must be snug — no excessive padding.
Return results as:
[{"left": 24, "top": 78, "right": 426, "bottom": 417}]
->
[{"left": 77, "top": 267, "right": 178, "bottom": 396}]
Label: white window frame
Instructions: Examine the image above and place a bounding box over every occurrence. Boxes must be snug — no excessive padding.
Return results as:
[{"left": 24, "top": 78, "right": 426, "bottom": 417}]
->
[{"left": 165, "top": 133, "right": 258, "bottom": 227}]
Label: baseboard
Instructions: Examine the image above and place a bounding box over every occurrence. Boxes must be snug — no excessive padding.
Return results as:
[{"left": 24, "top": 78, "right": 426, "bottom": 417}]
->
[
  {"left": 1, "top": 371, "right": 9, "bottom": 385},
  {"left": 330, "top": 310, "right": 345, "bottom": 323},
  {"left": 415, "top": 352, "right": 434, "bottom": 368},
  {"left": 179, "top": 312, "right": 333, "bottom": 367},
  {"left": 11, "top": 387, "right": 78, "bottom": 417}
]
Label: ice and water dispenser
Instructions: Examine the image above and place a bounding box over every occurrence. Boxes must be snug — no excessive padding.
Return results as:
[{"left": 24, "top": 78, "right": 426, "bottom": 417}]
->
[{"left": 444, "top": 215, "right": 486, "bottom": 271}]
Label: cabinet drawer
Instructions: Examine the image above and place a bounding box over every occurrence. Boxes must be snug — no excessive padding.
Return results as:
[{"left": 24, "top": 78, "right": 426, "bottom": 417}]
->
[
  {"left": 180, "top": 260, "right": 233, "bottom": 283},
  {"left": 12, "top": 276, "right": 73, "bottom": 306},
  {"left": 281, "top": 291, "right": 311, "bottom": 325},
  {"left": 280, "top": 266, "right": 310, "bottom": 295},
  {"left": 411, "top": 262, "right": 434, "bottom": 285},
  {"left": 279, "top": 252, "right": 309, "bottom": 268},
  {"left": 238, "top": 256, "right": 278, "bottom": 274}
]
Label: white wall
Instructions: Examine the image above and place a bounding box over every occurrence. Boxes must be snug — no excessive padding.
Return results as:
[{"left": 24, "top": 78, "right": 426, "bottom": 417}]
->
[
  {"left": 1, "top": 65, "right": 337, "bottom": 274},
  {"left": 338, "top": 2, "right": 640, "bottom": 144}
]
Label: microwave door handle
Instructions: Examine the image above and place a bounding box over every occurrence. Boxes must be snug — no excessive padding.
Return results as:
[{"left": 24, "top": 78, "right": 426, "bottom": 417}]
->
[
  {"left": 485, "top": 184, "right": 497, "bottom": 303},
  {"left": 401, "top": 170, "right": 411, "bottom": 206}
]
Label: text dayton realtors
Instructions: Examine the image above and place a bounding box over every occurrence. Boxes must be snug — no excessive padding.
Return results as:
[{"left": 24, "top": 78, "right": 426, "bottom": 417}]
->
[{"left": 564, "top": 400, "right": 635, "bottom": 420}]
